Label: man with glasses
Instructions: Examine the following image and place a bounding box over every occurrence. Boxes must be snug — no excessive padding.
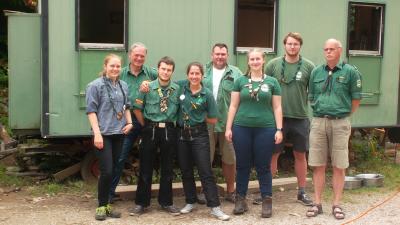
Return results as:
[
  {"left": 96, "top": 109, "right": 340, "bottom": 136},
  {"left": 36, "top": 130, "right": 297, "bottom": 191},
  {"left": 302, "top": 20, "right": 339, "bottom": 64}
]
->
[
  {"left": 256, "top": 32, "right": 314, "bottom": 206},
  {"left": 306, "top": 39, "right": 362, "bottom": 220}
]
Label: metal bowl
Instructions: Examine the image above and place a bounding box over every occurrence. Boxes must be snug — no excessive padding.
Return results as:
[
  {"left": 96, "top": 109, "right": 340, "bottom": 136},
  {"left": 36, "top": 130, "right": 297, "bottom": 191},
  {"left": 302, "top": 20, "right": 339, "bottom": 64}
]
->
[
  {"left": 355, "top": 174, "right": 384, "bottom": 187},
  {"left": 344, "top": 176, "right": 362, "bottom": 190}
]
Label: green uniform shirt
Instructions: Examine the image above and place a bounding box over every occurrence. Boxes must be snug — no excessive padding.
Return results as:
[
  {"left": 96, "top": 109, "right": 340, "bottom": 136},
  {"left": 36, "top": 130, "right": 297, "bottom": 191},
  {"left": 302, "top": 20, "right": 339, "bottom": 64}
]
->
[
  {"left": 176, "top": 80, "right": 218, "bottom": 127},
  {"left": 133, "top": 79, "right": 180, "bottom": 122},
  {"left": 119, "top": 64, "right": 158, "bottom": 105},
  {"left": 308, "top": 61, "right": 362, "bottom": 117},
  {"left": 203, "top": 62, "right": 243, "bottom": 132},
  {"left": 266, "top": 56, "right": 314, "bottom": 119},
  {"left": 233, "top": 75, "right": 281, "bottom": 127}
]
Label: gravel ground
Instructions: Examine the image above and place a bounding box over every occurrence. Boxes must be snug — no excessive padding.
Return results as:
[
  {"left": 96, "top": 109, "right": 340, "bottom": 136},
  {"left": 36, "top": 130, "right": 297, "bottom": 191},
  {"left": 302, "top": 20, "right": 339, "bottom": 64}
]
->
[{"left": 0, "top": 187, "right": 399, "bottom": 225}]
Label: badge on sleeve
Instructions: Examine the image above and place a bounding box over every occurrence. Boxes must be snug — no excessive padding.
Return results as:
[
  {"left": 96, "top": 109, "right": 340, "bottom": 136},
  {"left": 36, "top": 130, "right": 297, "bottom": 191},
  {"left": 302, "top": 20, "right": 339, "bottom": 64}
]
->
[{"left": 356, "top": 79, "right": 362, "bottom": 88}]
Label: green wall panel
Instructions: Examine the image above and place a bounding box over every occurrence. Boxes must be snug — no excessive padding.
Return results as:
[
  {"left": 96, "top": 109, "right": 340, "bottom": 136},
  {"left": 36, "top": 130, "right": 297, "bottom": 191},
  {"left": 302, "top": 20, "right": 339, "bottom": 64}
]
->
[
  {"left": 7, "top": 13, "right": 41, "bottom": 131},
  {"left": 348, "top": 56, "right": 381, "bottom": 105}
]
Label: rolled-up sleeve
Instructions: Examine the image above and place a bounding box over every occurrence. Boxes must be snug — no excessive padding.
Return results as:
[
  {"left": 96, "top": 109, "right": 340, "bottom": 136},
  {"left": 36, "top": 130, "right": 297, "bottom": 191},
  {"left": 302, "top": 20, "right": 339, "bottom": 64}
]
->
[{"left": 86, "top": 83, "right": 99, "bottom": 114}]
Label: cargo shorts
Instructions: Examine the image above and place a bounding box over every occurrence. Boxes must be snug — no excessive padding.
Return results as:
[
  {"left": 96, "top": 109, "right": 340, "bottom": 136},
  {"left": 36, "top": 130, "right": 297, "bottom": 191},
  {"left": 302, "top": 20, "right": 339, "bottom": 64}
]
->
[
  {"left": 308, "top": 117, "right": 351, "bottom": 169},
  {"left": 208, "top": 125, "right": 236, "bottom": 165}
]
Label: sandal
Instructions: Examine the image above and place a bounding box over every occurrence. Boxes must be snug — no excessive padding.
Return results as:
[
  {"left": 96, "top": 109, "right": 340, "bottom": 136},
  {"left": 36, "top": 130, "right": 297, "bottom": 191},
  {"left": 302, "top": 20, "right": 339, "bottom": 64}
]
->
[
  {"left": 332, "top": 205, "right": 345, "bottom": 220},
  {"left": 306, "top": 204, "right": 323, "bottom": 217}
]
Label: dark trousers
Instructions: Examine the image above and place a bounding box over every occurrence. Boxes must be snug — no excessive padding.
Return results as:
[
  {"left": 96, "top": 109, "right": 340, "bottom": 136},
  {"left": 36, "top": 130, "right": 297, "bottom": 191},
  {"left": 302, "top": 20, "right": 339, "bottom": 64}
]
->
[
  {"left": 135, "top": 125, "right": 177, "bottom": 207},
  {"left": 177, "top": 125, "right": 220, "bottom": 208},
  {"left": 232, "top": 125, "right": 275, "bottom": 198},
  {"left": 109, "top": 115, "right": 142, "bottom": 198},
  {"left": 95, "top": 134, "right": 123, "bottom": 207}
]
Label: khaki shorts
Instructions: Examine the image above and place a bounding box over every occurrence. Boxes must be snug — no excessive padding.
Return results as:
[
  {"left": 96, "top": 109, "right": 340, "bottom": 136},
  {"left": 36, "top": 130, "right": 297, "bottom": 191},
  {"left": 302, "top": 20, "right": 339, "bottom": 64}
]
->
[
  {"left": 209, "top": 125, "right": 236, "bottom": 165},
  {"left": 308, "top": 117, "right": 351, "bottom": 169}
]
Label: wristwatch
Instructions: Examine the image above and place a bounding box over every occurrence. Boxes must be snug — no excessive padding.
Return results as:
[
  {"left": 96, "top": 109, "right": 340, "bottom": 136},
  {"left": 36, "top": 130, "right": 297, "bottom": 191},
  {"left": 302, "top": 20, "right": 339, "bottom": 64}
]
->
[{"left": 276, "top": 128, "right": 283, "bottom": 132}]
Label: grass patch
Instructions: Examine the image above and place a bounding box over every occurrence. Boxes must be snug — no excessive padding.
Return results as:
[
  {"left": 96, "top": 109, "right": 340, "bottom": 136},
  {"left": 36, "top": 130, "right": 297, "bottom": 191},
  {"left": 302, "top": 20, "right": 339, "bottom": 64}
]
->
[{"left": 0, "top": 165, "right": 30, "bottom": 187}]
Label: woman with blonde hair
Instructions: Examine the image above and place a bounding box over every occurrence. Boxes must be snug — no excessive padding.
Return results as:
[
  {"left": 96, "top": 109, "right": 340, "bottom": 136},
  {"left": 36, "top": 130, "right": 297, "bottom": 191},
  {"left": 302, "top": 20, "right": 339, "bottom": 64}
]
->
[
  {"left": 225, "top": 48, "right": 283, "bottom": 218},
  {"left": 86, "top": 54, "right": 133, "bottom": 220}
]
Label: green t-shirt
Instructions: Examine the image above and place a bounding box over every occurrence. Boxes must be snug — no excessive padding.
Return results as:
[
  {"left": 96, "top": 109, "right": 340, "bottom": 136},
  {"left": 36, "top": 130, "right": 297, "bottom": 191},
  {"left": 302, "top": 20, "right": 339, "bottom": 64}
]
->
[
  {"left": 133, "top": 79, "right": 180, "bottom": 122},
  {"left": 266, "top": 56, "right": 315, "bottom": 119},
  {"left": 308, "top": 61, "right": 362, "bottom": 117},
  {"left": 176, "top": 80, "right": 218, "bottom": 127},
  {"left": 119, "top": 64, "right": 158, "bottom": 105},
  {"left": 233, "top": 75, "right": 281, "bottom": 127}
]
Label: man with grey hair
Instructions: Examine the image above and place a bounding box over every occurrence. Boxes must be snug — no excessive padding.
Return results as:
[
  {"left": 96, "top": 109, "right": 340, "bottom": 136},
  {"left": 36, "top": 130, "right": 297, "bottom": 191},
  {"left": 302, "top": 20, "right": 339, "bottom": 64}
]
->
[
  {"left": 109, "top": 42, "right": 157, "bottom": 202},
  {"left": 306, "top": 39, "right": 362, "bottom": 220}
]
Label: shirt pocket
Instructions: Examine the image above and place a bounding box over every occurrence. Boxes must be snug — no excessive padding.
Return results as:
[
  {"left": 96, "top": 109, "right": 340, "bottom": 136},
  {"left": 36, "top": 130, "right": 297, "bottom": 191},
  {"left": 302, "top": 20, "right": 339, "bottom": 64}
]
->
[
  {"left": 145, "top": 97, "right": 160, "bottom": 115},
  {"left": 312, "top": 77, "right": 326, "bottom": 94},
  {"left": 221, "top": 78, "right": 234, "bottom": 92},
  {"left": 333, "top": 75, "right": 349, "bottom": 94}
]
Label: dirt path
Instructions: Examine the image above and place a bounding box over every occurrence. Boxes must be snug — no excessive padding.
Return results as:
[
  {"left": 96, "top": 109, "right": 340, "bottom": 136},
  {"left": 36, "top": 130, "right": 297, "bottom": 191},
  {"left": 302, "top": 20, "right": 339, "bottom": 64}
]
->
[{"left": 0, "top": 187, "right": 399, "bottom": 225}]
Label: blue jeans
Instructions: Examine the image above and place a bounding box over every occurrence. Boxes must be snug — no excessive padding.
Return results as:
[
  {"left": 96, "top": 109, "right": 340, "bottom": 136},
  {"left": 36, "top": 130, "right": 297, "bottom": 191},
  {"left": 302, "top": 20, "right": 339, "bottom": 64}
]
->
[
  {"left": 232, "top": 125, "right": 275, "bottom": 198},
  {"left": 109, "top": 116, "right": 142, "bottom": 198},
  {"left": 95, "top": 134, "right": 123, "bottom": 206}
]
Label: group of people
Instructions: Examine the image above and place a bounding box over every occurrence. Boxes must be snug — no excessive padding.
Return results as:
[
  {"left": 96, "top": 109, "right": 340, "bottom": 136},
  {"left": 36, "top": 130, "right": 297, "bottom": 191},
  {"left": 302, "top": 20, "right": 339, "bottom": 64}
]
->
[{"left": 85, "top": 32, "right": 362, "bottom": 222}]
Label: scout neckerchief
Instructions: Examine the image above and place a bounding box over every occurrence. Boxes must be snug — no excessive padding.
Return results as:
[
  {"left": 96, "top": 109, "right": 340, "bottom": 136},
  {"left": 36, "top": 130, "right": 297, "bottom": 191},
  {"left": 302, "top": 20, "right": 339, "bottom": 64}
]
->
[
  {"left": 279, "top": 55, "right": 303, "bottom": 84},
  {"left": 158, "top": 87, "right": 172, "bottom": 113},
  {"left": 247, "top": 74, "right": 266, "bottom": 101},
  {"left": 102, "top": 76, "right": 126, "bottom": 120},
  {"left": 322, "top": 62, "right": 346, "bottom": 95}
]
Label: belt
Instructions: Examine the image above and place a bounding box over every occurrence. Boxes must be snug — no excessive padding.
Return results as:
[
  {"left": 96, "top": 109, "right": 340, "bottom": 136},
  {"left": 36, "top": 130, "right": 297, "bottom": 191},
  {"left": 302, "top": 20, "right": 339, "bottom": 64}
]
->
[
  {"left": 178, "top": 122, "right": 207, "bottom": 130},
  {"left": 145, "top": 120, "right": 175, "bottom": 128},
  {"left": 316, "top": 115, "right": 346, "bottom": 120}
]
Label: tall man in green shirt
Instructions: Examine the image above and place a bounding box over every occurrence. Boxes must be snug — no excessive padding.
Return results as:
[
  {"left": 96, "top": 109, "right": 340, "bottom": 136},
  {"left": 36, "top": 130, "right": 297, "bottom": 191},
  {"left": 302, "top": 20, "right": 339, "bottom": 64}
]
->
[
  {"left": 306, "top": 39, "right": 362, "bottom": 220},
  {"left": 263, "top": 32, "right": 315, "bottom": 206},
  {"left": 203, "top": 43, "right": 243, "bottom": 202},
  {"left": 109, "top": 42, "right": 157, "bottom": 201},
  {"left": 130, "top": 56, "right": 181, "bottom": 216}
]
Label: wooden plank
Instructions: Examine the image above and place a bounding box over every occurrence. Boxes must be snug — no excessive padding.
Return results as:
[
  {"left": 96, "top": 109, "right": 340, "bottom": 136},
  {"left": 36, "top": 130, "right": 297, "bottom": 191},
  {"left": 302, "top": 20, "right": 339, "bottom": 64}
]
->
[{"left": 53, "top": 162, "right": 82, "bottom": 182}]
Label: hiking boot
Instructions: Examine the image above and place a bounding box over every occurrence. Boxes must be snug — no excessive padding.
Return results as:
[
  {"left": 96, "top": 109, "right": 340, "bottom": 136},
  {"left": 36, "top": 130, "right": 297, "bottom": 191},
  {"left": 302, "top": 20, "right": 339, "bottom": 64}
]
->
[
  {"left": 197, "top": 192, "right": 206, "bottom": 205},
  {"left": 129, "top": 205, "right": 145, "bottom": 216},
  {"left": 297, "top": 193, "right": 313, "bottom": 206},
  {"left": 180, "top": 203, "right": 195, "bottom": 214},
  {"left": 105, "top": 204, "right": 121, "bottom": 218},
  {"left": 161, "top": 205, "right": 181, "bottom": 216},
  {"left": 253, "top": 196, "right": 262, "bottom": 205},
  {"left": 95, "top": 206, "right": 107, "bottom": 221},
  {"left": 211, "top": 206, "right": 230, "bottom": 221},
  {"left": 224, "top": 192, "right": 236, "bottom": 203},
  {"left": 261, "top": 196, "right": 272, "bottom": 218},
  {"left": 233, "top": 194, "right": 248, "bottom": 215}
]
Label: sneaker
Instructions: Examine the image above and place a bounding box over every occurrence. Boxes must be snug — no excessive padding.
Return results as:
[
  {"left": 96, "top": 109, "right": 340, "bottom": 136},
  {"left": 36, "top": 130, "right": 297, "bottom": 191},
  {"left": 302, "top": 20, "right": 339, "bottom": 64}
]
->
[
  {"left": 297, "top": 193, "right": 313, "bottom": 206},
  {"left": 129, "top": 205, "right": 145, "bottom": 216},
  {"left": 161, "top": 205, "right": 181, "bottom": 216},
  {"left": 95, "top": 206, "right": 107, "bottom": 221},
  {"left": 253, "top": 196, "right": 262, "bottom": 205},
  {"left": 211, "top": 207, "right": 230, "bottom": 221},
  {"left": 224, "top": 192, "right": 235, "bottom": 203},
  {"left": 197, "top": 192, "right": 206, "bottom": 205},
  {"left": 105, "top": 204, "right": 121, "bottom": 218},
  {"left": 180, "top": 203, "right": 195, "bottom": 214}
]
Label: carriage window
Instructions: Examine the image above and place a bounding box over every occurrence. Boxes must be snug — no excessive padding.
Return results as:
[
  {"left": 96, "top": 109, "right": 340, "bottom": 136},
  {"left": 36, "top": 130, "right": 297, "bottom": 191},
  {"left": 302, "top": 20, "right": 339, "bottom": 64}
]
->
[
  {"left": 236, "top": 0, "right": 277, "bottom": 52},
  {"left": 348, "top": 2, "right": 384, "bottom": 55},
  {"left": 76, "top": 0, "right": 127, "bottom": 50}
]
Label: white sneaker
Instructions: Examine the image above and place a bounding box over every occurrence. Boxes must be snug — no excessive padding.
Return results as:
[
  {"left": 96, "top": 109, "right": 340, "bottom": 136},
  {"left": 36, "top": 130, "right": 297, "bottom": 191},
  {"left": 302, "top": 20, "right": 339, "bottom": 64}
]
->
[
  {"left": 211, "top": 207, "right": 230, "bottom": 221},
  {"left": 180, "top": 204, "right": 195, "bottom": 214}
]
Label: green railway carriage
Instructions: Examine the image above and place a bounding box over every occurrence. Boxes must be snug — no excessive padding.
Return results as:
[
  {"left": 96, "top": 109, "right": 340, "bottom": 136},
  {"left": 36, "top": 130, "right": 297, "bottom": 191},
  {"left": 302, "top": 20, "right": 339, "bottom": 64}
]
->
[{"left": 6, "top": 0, "right": 400, "bottom": 136}]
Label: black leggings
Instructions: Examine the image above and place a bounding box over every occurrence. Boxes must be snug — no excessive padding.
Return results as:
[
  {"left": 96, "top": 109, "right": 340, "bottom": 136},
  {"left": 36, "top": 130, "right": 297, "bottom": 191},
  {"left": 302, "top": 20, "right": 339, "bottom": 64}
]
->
[{"left": 95, "top": 134, "right": 123, "bottom": 207}]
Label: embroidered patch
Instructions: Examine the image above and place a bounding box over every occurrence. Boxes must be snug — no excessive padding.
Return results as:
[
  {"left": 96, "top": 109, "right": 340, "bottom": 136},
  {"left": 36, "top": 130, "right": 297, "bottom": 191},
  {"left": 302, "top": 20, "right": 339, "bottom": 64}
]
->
[
  {"left": 261, "top": 84, "right": 269, "bottom": 92},
  {"left": 296, "top": 71, "right": 302, "bottom": 80},
  {"left": 356, "top": 79, "right": 362, "bottom": 88}
]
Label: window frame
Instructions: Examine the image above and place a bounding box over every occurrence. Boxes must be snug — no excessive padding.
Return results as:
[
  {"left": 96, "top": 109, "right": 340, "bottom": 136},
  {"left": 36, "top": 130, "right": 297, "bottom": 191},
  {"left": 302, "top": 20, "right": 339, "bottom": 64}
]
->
[
  {"left": 234, "top": 0, "right": 279, "bottom": 54},
  {"left": 347, "top": 1, "right": 385, "bottom": 56},
  {"left": 75, "top": 0, "right": 129, "bottom": 51}
]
